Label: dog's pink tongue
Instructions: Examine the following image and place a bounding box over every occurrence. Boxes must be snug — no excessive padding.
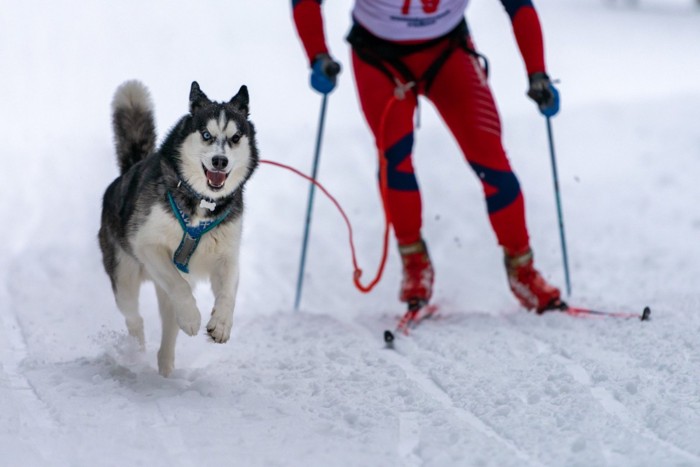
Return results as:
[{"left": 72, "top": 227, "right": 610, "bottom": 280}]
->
[{"left": 207, "top": 170, "right": 226, "bottom": 188}]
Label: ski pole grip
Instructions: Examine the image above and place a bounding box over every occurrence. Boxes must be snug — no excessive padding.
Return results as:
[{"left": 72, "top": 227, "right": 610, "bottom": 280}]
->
[{"left": 326, "top": 61, "right": 341, "bottom": 78}]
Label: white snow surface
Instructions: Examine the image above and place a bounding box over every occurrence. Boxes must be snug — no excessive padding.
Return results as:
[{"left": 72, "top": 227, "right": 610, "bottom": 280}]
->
[{"left": 2, "top": 0, "right": 700, "bottom": 465}]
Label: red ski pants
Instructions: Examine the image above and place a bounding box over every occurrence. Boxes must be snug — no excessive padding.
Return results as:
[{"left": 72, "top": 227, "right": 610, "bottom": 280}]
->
[{"left": 351, "top": 41, "right": 530, "bottom": 255}]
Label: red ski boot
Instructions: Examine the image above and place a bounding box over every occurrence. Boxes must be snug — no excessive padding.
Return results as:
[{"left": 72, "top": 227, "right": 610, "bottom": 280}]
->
[
  {"left": 505, "top": 249, "right": 562, "bottom": 313},
  {"left": 398, "top": 239, "right": 434, "bottom": 304}
]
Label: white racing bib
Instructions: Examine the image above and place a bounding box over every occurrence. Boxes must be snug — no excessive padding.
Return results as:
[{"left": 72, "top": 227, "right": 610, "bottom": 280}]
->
[{"left": 352, "top": 0, "right": 469, "bottom": 41}]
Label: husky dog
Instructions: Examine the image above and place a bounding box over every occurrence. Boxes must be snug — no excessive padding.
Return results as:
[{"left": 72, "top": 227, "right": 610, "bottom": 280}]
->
[{"left": 99, "top": 80, "right": 258, "bottom": 376}]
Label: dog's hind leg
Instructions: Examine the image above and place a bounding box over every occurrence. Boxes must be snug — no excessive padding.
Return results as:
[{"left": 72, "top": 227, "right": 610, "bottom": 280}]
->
[
  {"left": 206, "top": 256, "right": 239, "bottom": 343},
  {"left": 155, "top": 285, "right": 179, "bottom": 377},
  {"left": 113, "top": 253, "right": 145, "bottom": 349}
]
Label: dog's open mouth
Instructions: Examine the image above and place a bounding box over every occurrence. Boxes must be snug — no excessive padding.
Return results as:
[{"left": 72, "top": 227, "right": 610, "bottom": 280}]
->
[{"left": 203, "top": 167, "right": 229, "bottom": 190}]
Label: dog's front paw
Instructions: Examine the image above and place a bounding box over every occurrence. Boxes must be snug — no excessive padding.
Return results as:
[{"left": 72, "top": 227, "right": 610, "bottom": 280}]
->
[
  {"left": 206, "top": 311, "right": 233, "bottom": 343},
  {"left": 176, "top": 305, "right": 201, "bottom": 336}
]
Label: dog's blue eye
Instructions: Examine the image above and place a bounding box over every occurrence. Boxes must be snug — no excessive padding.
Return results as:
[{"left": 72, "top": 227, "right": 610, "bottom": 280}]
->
[{"left": 201, "top": 131, "right": 212, "bottom": 141}]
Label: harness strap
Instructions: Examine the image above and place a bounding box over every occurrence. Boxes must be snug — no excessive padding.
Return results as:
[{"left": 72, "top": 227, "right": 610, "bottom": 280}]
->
[
  {"left": 421, "top": 38, "right": 460, "bottom": 95},
  {"left": 167, "top": 191, "right": 232, "bottom": 273},
  {"left": 347, "top": 19, "right": 489, "bottom": 98},
  {"left": 352, "top": 43, "right": 416, "bottom": 96}
]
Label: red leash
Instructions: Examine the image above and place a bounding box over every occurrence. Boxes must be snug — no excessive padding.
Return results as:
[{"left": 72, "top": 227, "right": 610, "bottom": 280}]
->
[{"left": 260, "top": 96, "right": 398, "bottom": 293}]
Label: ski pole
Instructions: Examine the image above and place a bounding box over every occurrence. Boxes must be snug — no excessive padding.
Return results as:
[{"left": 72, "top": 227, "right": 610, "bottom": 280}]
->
[
  {"left": 545, "top": 116, "right": 571, "bottom": 297},
  {"left": 294, "top": 94, "right": 329, "bottom": 311}
]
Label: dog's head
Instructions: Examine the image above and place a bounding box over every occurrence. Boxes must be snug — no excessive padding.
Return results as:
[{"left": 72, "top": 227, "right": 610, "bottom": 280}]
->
[{"left": 176, "top": 81, "right": 258, "bottom": 199}]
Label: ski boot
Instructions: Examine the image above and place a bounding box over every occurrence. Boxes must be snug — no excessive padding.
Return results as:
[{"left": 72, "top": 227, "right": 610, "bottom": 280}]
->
[
  {"left": 505, "top": 248, "right": 562, "bottom": 313},
  {"left": 398, "top": 239, "right": 434, "bottom": 305}
]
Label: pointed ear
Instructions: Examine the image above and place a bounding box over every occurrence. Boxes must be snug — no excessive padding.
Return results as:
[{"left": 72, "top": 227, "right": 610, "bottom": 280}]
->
[
  {"left": 229, "top": 85, "right": 249, "bottom": 116},
  {"left": 189, "top": 81, "right": 211, "bottom": 114}
]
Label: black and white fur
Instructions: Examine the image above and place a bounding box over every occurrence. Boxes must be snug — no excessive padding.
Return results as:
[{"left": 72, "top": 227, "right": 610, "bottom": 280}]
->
[{"left": 99, "top": 80, "right": 258, "bottom": 376}]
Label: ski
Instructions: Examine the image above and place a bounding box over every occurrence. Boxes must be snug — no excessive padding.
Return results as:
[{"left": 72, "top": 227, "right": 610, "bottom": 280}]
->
[
  {"left": 545, "top": 302, "right": 651, "bottom": 321},
  {"left": 384, "top": 302, "right": 650, "bottom": 347},
  {"left": 562, "top": 304, "right": 651, "bottom": 321},
  {"left": 384, "top": 299, "right": 438, "bottom": 348}
]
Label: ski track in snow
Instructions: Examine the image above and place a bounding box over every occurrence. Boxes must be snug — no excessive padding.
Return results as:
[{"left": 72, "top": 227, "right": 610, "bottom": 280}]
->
[
  {"left": 390, "top": 345, "right": 545, "bottom": 467},
  {"left": 350, "top": 316, "right": 545, "bottom": 467},
  {"left": 0, "top": 296, "right": 60, "bottom": 464},
  {"left": 0, "top": 300, "right": 61, "bottom": 431},
  {"left": 360, "top": 305, "right": 700, "bottom": 467},
  {"left": 0, "top": 145, "right": 61, "bottom": 463},
  {"left": 519, "top": 326, "right": 700, "bottom": 464}
]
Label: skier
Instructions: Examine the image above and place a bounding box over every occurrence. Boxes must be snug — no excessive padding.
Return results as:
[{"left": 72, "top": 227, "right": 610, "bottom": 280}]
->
[{"left": 291, "top": 0, "right": 563, "bottom": 313}]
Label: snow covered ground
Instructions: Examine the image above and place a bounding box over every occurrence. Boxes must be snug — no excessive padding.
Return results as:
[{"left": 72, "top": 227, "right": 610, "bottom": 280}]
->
[{"left": 1, "top": 0, "right": 700, "bottom": 465}]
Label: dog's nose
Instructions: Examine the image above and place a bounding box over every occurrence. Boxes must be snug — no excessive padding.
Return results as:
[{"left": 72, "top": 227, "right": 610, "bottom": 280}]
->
[{"left": 211, "top": 156, "right": 229, "bottom": 170}]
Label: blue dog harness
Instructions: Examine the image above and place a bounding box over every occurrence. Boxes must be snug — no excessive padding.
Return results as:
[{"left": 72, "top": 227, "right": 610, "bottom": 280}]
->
[{"left": 167, "top": 191, "right": 233, "bottom": 273}]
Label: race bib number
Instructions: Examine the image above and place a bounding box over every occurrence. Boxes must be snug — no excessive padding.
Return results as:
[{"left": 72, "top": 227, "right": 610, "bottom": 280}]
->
[
  {"left": 402, "top": 0, "right": 441, "bottom": 14},
  {"left": 421, "top": 0, "right": 440, "bottom": 14}
]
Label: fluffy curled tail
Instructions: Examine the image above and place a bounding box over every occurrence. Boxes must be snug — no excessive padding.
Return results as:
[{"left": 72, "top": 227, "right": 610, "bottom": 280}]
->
[{"left": 111, "top": 80, "right": 156, "bottom": 174}]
